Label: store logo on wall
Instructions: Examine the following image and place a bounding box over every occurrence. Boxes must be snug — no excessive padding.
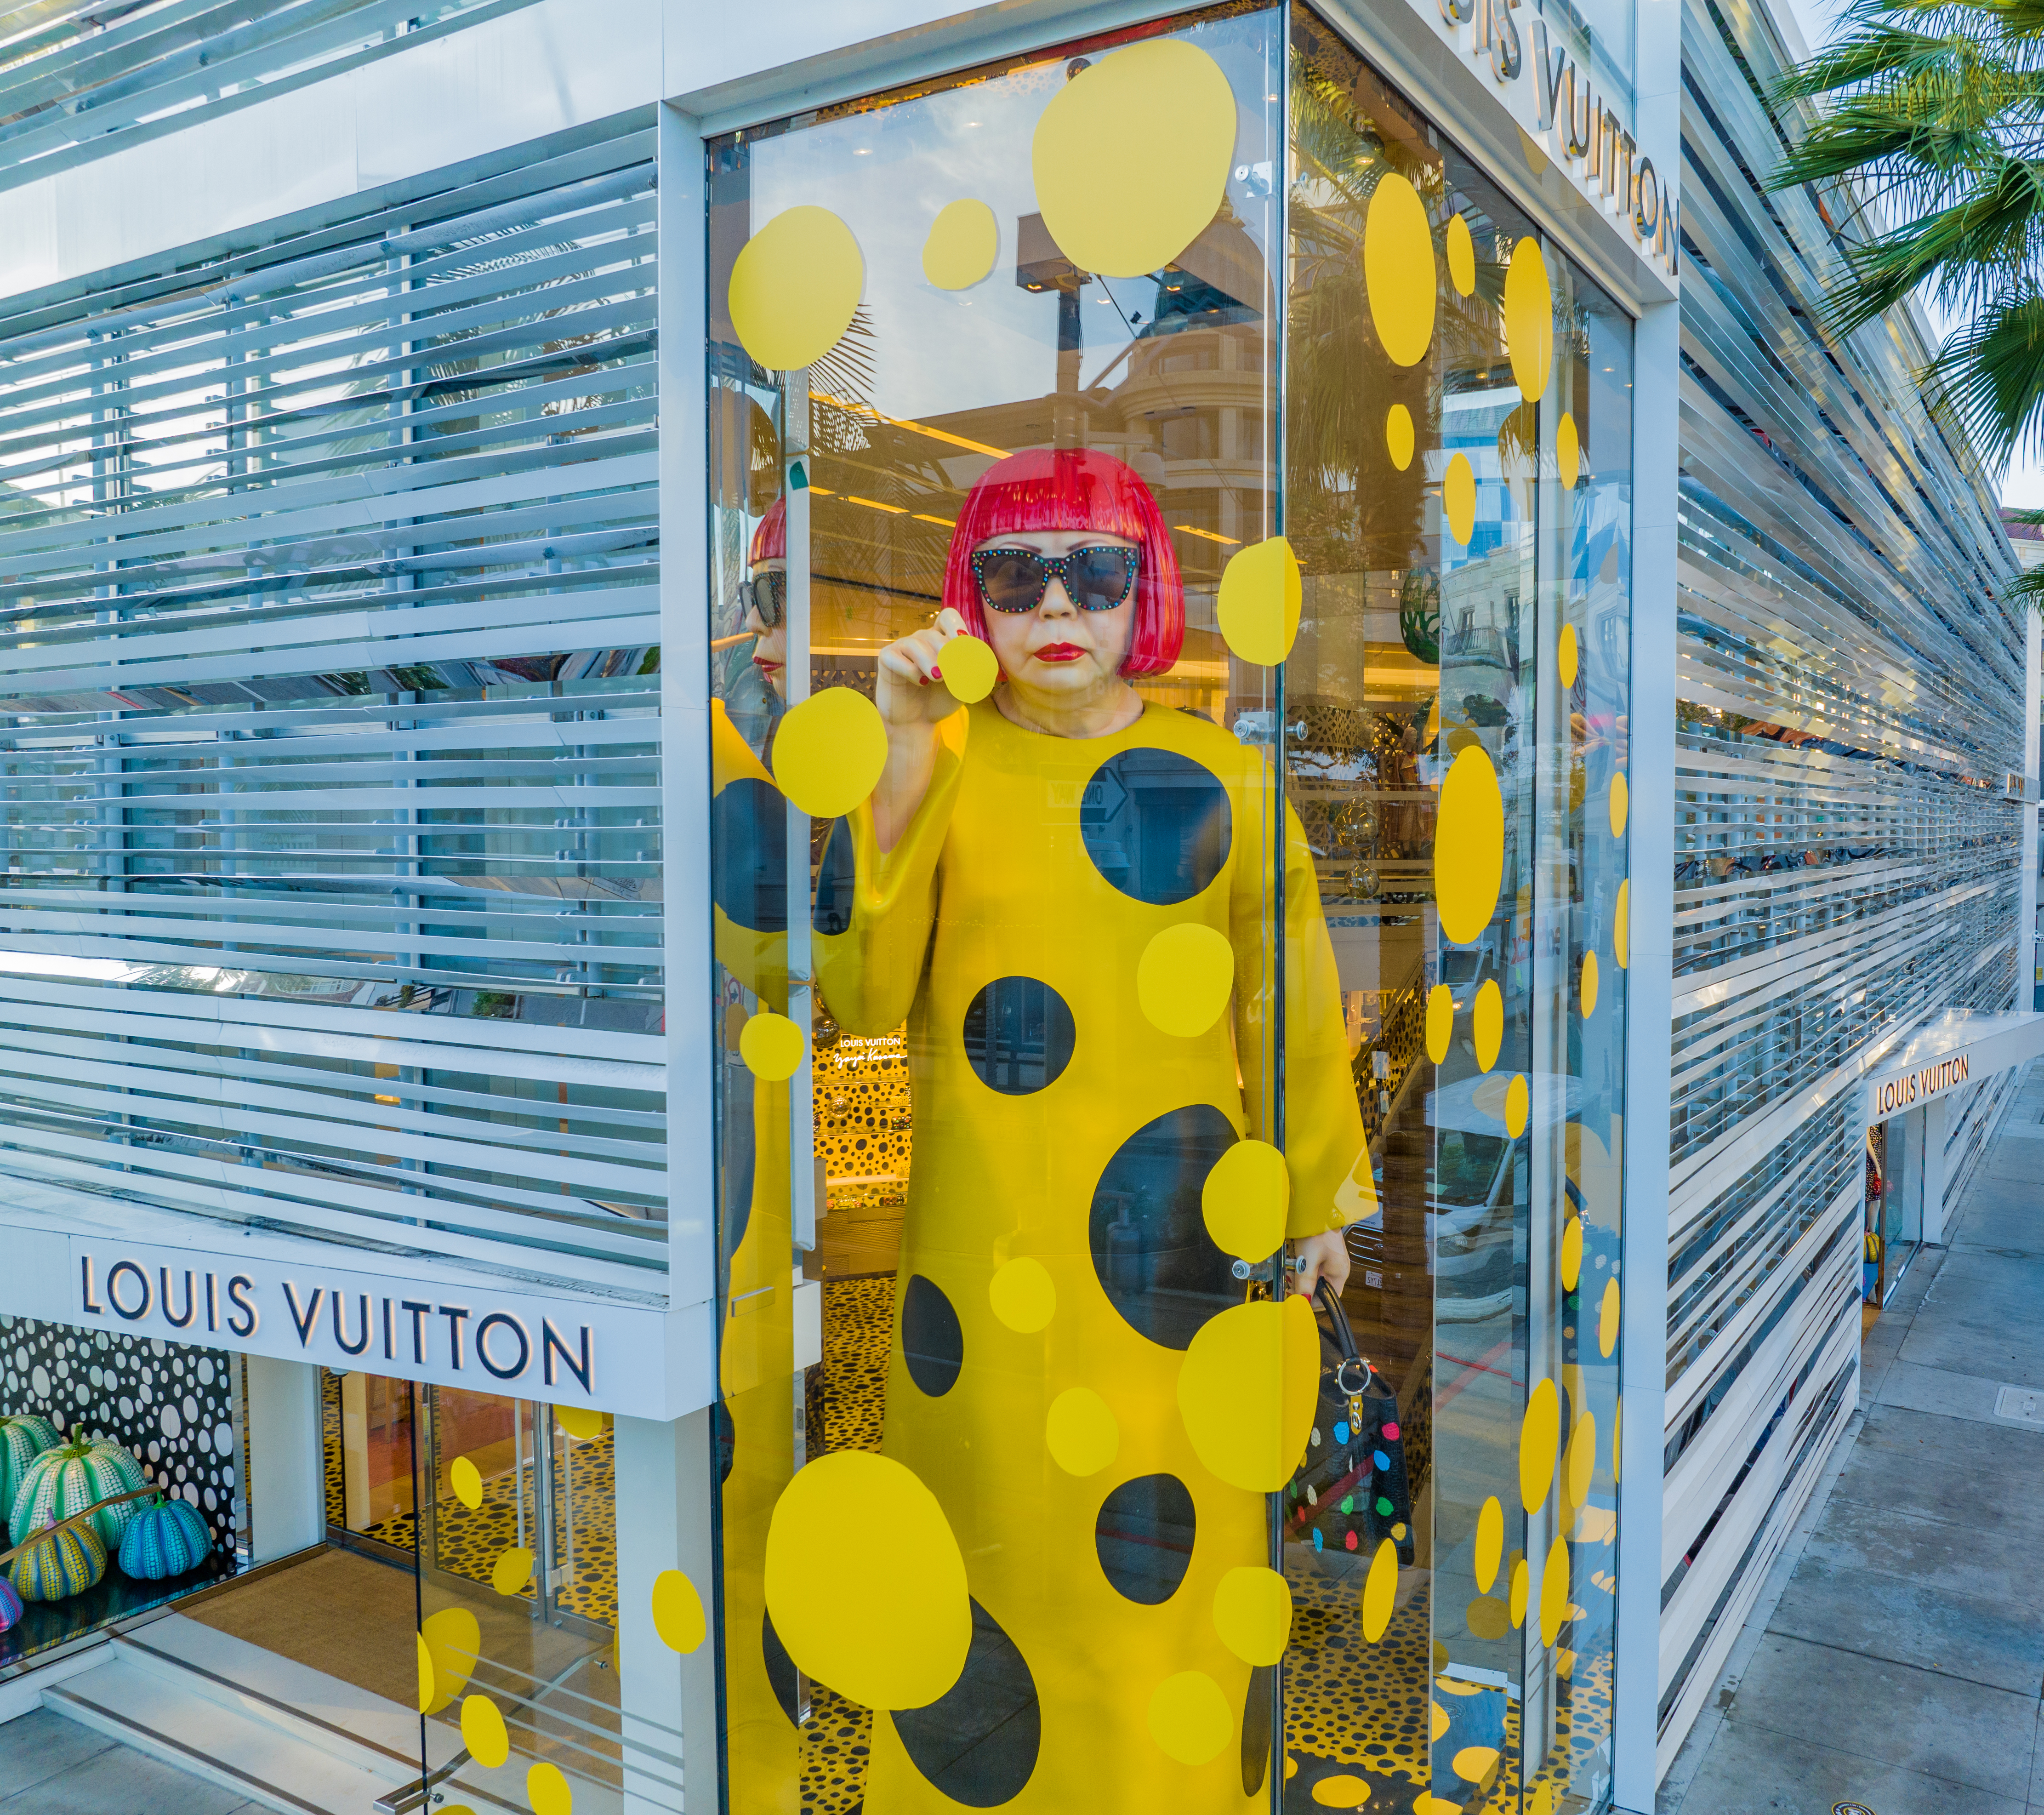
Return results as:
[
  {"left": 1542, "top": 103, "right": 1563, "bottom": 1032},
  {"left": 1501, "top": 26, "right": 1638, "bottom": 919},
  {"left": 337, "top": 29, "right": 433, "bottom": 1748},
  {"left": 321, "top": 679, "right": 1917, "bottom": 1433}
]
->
[{"left": 1868, "top": 1052, "right": 1970, "bottom": 1119}]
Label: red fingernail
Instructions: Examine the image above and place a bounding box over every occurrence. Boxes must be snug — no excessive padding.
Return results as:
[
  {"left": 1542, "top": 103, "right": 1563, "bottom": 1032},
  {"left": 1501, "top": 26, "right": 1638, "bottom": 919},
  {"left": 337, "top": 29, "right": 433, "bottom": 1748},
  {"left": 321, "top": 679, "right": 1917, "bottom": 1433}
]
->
[
  {"left": 918, "top": 676, "right": 928, "bottom": 686},
  {"left": 931, "top": 666, "right": 944, "bottom": 680}
]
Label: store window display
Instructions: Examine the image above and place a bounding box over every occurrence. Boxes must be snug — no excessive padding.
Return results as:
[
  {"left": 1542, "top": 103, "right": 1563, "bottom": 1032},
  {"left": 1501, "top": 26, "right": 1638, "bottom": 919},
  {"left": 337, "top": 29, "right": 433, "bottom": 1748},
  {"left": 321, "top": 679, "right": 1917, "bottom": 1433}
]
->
[{"left": 705, "top": 6, "right": 1630, "bottom": 1812}]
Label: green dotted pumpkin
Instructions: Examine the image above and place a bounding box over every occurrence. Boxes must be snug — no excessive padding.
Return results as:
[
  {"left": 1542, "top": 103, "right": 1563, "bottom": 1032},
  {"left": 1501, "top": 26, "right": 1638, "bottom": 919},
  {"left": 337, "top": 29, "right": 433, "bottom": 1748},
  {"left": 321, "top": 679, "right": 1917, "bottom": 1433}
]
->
[
  {"left": 9, "top": 1439, "right": 146, "bottom": 1549},
  {"left": 0, "top": 1415, "right": 59, "bottom": 1519}
]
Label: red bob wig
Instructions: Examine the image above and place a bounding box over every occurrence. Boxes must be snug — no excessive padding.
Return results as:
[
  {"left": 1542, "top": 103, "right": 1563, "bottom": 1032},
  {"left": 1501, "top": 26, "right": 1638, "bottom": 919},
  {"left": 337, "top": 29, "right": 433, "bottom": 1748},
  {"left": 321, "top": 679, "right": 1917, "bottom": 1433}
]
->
[
  {"left": 748, "top": 494, "right": 786, "bottom": 566},
  {"left": 942, "top": 448, "right": 1183, "bottom": 678}
]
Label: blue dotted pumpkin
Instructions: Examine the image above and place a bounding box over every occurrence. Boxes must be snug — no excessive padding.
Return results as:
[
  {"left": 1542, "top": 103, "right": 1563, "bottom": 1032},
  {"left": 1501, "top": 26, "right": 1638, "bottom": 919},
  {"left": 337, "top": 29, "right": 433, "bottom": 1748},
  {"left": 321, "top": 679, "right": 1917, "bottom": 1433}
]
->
[
  {"left": 0, "top": 1575, "right": 21, "bottom": 1632},
  {"left": 9, "top": 1439, "right": 146, "bottom": 1548},
  {"left": 0, "top": 1415, "right": 59, "bottom": 1520},
  {"left": 10, "top": 1518, "right": 106, "bottom": 1601},
  {"left": 116, "top": 1496, "right": 211, "bottom": 1581}
]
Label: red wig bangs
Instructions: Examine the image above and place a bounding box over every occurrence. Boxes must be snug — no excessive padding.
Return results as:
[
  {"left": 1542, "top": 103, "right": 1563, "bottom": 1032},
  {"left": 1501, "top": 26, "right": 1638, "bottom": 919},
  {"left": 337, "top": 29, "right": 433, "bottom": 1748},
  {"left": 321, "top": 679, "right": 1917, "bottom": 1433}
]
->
[
  {"left": 941, "top": 448, "right": 1183, "bottom": 677},
  {"left": 748, "top": 494, "right": 786, "bottom": 566}
]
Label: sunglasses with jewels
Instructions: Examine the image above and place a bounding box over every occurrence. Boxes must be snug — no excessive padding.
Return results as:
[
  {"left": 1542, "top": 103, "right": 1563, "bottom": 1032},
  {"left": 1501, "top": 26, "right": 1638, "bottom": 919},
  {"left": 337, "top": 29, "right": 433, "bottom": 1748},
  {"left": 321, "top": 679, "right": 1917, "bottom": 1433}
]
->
[{"left": 742, "top": 545, "right": 1138, "bottom": 630}]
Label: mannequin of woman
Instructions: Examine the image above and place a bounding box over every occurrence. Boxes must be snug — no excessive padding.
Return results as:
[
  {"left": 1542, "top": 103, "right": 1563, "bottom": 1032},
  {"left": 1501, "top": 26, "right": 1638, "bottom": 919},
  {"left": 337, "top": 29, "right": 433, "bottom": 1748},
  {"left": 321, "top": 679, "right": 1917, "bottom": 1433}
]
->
[{"left": 812, "top": 448, "right": 1370, "bottom": 1811}]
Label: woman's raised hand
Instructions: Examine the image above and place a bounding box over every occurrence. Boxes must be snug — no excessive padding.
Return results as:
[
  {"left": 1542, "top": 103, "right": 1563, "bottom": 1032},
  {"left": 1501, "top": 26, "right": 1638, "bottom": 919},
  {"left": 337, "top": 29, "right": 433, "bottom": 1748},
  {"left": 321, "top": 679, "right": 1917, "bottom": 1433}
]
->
[{"left": 876, "top": 607, "right": 969, "bottom": 729}]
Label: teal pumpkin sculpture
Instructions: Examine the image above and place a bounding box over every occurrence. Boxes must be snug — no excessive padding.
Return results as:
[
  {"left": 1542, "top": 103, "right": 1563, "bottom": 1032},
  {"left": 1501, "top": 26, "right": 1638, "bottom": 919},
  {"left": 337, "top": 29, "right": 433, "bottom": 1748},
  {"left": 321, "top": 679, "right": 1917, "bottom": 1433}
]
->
[
  {"left": 10, "top": 1440, "right": 146, "bottom": 1548},
  {"left": 116, "top": 1495, "right": 211, "bottom": 1581},
  {"left": 0, "top": 1415, "right": 58, "bottom": 1519},
  {"left": 10, "top": 1518, "right": 106, "bottom": 1601}
]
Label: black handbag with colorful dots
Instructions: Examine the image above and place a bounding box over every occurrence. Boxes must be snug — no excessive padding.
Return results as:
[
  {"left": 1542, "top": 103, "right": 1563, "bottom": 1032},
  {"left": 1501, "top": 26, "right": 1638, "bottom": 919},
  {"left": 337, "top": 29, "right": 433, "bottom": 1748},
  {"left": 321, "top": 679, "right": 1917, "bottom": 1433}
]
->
[{"left": 1284, "top": 1280, "right": 1415, "bottom": 1565}]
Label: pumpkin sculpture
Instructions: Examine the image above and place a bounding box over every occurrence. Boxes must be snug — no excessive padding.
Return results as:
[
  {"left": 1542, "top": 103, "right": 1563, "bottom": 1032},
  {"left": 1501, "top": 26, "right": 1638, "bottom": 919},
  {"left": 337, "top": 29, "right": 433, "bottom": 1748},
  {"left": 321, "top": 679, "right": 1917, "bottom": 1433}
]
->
[
  {"left": 0, "top": 1415, "right": 58, "bottom": 1519},
  {"left": 10, "top": 1440, "right": 146, "bottom": 1549},
  {"left": 116, "top": 1495, "right": 211, "bottom": 1581},
  {"left": 10, "top": 1517, "right": 106, "bottom": 1602},
  {"left": 0, "top": 1575, "right": 22, "bottom": 1632}
]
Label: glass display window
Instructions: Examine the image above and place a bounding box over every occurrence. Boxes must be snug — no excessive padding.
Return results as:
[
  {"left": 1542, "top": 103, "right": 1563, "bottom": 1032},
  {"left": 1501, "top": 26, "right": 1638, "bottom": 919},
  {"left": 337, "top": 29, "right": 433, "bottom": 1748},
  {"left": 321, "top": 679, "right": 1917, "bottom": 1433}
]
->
[{"left": 704, "top": 6, "right": 1630, "bottom": 1810}]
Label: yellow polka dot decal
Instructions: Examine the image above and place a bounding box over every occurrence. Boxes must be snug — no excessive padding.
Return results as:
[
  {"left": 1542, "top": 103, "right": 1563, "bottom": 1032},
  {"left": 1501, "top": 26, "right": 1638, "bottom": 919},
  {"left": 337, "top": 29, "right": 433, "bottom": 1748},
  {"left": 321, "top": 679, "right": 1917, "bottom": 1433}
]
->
[
  {"left": 1474, "top": 1494, "right": 1503, "bottom": 1592},
  {"left": 1599, "top": 1277, "right": 1621, "bottom": 1358},
  {"left": 1212, "top": 1564, "right": 1292, "bottom": 1665},
  {"left": 1520, "top": 1377, "right": 1559, "bottom": 1512},
  {"left": 1557, "top": 411, "right": 1581, "bottom": 489},
  {"left": 450, "top": 1455, "right": 482, "bottom": 1511},
  {"left": 1503, "top": 236, "right": 1554, "bottom": 401},
  {"left": 763, "top": 1450, "right": 971, "bottom": 1709},
  {"left": 1313, "top": 1775, "right": 1372, "bottom": 1808},
  {"left": 1530, "top": 1782, "right": 1559, "bottom": 1815},
  {"left": 1148, "top": 1668, "right": 1233, "bottom": 1764},
  {"left": 1177, "top": 1295, "right": 1318, "bottom": 1492},
  {"left": 1364, "top": 173, "right": 1437, "bottom": 366},
  {"left": 555, "top": 1404, "right": 604, "bottom": 1441},
  {"left": 527, "top": 1762, "right": 572, "bottom": 1815},
  {"left": 1046, "top": 1386, "right": 1120, "bottom": 1477},
  {"left": 1430, "top": 1699, "right": 1451, "bottom": 1741},
  {"left": 1137, "top": 922, "right": 1234, "bottom": 1037},
  {"left": 1215, "top": 534, "right": 1302, "bottom": 666},
  {"left": 1540, "top": 1535, "right": 1571, "bottom": 1646},
  {"left": 1615, "top": 878, "right": 1630, "bottom": 969},
  {"left": 940, "top": 631, "right": 998, "bottom": 703},
  {"left": 1033, "top": 39, "right": 1237, "bottom": 280},
  {"left": 461, "top": 1693, "right": 509, "bottom": 1770},
  {"left": 419, "top": 1606, "right": 479, "bottom": 1715},
  {"left": 922, "top": 198, "right": 998, "bottom": 290},
  {"left": 1610, "top": 770, "right": 1630, "bottom": 839},
  {"left": 1454, "top": 1745, "right": 1501, "bottom": 1786},
  {"left": 1560, "top": 1214, "right": 1583, "bottom": 1292},
  {"left": 739, "top": 1010, "right": 804, "bottom": 1082},
  {"left": 1581, "top": 949, "right": 1600, "bottom": 1019},
  {"left": 988, "top": 1256, "right": 1056, "bottom": 1333},
  {"left": 728, "top": 206, "right": 863, "bottom": 371},
  {"left": 1557, "top": 622, "right": 1579, "bottom": 690},
  {"left": 1505, "top": 1073, "right": 1529, "bottom": 1137},
  {"left": 1417, "top": 1797, "right": 1466, "bottom": 1815},
  {"left": 491, "top": 1546, "right": 534, "bottom": 1597},
  {"left": 1446, "top": 211, "right": 1476, "bottom": 296},
  {"left": 1443, "top": 451, "right": 1476, "bottom": 545},
  {"left": 1464, "top": 1594, "right": 1509, "bottom": 1640},
  {"left": 1201, "top": 1138, "right": 1289, "bottom": 1263},
  {"left": 1361, "top": 1535, "right": 1399, "bottom": 1641},
  {"left": 1435, "top": 745, "right": 1503, "bottom": 945},
  {"left": 651, "top": 1567, "right": 706, "bottom": 1653},
  {"left": 414, "top": 1633, "right": 433, "bottom": 1713},
  {"left": 1473, "top": 979, "right": 1503, "bottom": 1073},
  {"left": 1424, "top": 984, "right": 1454, "bottom": 1063},
  {"left": 1386, "top": 403, "right": 1415, "bottom": 471},
  {"left": 772, "top": 685, "right": 888, "bottom": 818},
  {"left": 1508, "top": 1556, "right": 1529, "bottom": 1627},
  {"left": 1566, "top": 1411, "right": 1596, "bottom": 1510}
]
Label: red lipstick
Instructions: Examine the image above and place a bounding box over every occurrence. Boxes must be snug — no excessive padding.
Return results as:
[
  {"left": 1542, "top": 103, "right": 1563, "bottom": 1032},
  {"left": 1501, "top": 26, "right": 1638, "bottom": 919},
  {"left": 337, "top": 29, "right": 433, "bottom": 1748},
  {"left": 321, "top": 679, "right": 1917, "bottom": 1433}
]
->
[{"left": 1035, "top": 643, "right": 1085, "bottom": 663}]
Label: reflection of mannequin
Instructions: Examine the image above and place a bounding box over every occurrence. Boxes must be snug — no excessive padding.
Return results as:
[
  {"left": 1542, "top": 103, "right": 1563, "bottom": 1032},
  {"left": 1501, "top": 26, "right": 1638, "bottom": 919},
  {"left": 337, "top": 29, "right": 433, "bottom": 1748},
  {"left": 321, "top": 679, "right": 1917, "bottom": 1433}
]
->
[{"left": 812, "top": 451, "right": 1368, "bottom": 1812}]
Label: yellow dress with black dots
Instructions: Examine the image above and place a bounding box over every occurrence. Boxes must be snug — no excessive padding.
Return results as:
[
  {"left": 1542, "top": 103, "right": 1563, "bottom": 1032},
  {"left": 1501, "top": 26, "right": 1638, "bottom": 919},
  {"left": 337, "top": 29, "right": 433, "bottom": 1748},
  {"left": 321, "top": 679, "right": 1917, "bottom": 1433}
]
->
[{"left": 813, "top": 697, "right": 1368, "bottom": 1813}]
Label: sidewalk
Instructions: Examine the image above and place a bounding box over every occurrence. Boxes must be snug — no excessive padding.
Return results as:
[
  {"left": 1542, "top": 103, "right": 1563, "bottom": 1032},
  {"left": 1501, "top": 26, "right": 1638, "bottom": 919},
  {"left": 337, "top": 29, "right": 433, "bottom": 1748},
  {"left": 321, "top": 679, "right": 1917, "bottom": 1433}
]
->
[{"left": 1660, "top": 1062, "right": 2044, "bottom": 1814}]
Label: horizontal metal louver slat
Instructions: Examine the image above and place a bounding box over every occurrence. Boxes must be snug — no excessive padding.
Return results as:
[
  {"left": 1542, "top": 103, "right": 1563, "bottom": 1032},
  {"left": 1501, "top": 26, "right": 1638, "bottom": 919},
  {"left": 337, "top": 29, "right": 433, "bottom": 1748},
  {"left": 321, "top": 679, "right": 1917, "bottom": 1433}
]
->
[{"left": 0, "top": 126, "right": 664, "bottom": 1289}]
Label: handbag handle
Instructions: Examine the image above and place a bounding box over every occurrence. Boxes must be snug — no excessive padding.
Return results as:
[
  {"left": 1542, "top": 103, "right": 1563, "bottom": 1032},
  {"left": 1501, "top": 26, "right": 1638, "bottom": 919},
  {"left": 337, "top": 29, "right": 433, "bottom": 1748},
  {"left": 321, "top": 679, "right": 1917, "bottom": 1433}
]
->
[{"left": 1313, "top": 1278, "right": 1376, "bottom": 1398}]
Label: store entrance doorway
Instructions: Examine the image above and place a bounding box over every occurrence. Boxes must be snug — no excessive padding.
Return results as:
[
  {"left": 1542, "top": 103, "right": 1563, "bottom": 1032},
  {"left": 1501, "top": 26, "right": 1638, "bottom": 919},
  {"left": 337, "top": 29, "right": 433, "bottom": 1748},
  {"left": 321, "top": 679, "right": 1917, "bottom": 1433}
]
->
[{"left": 1863, "top": 1110, "right": 1924, "bottom": 1325}]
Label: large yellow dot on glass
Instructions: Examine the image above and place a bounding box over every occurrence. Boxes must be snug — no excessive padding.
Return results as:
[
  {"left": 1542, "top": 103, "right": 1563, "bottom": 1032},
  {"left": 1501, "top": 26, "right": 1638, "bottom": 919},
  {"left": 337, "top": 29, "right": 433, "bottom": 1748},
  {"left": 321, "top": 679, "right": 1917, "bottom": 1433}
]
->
[
  {"left": 1430, "top": 1699, "right": 1451, "bottom": 1741},
  {"left": 1148, "top": 1669, "right": 1233, "bottom": 1764},
  {"left": 1443, "top": 451, "right": 1476, "bottom": 545},
  {"left": 1503, "top": 237, "right": 1554, "bottom": 401},
  {"left": 1614, "top": 879, "right": 1630, "bottom": 970},
  {"left": 739, "top": 1011, "right": 804, "bottom": 1082},
  {"left": 1446, "top": 211, "right": 1476, "bottom": 296},
  {"left": 1138, "top": 922, "right": 1234, "bottom": 1037},
  {"left": 527, "top": 1762, "right": 572, "bottom": 1815},
  {"left": 1540, "top": 1536, "right": 1571, "bottom": 1647},
  {"left": 1213, "top": 1564, "right": 1292, "bottom": 1666},
  {"left": 1436, "top": 745, "right": 1503, "bottom": 945},
  {"left": 1201, "top": 1139, "right": 1290, "bottom": 1262},
  {"left": 1033, "top": 39, "right": 1237, "bottom": 280},
  {"left": 1387, "top": 404, "right": 1415, "bottom": 471},
  {"left": 1417, "top": 1798, "right": 1466, "bottom": 1815},
  {"left": 461, "top": 1693, "right": 509, "bottom": 1770},
  {"left": 1560, "top": 1214, "right": 1583, "bottom": 1292},
  {"left": 728, "top": 206, "right": 863, "bottom": 372},
  {"left": 492, "top": 1546, "right": 534, "bottom": 1598},
  {"left": 1581, "top": 949, "right": 1600, "bottom": 1019},
  {"left": 1610, "top": 771, "right": 1630, "bottom": 839},
  {"left": 651, "top": 1567, "right": 706, "bottom": 1653},
  {"left": 1216, "top": 535, "right": 1302, "bottom": 665},
  {"left": 556, "top": 1404, "right": 604, "bottom": 1441},
  {"left": 1472, "top": 979, "right": 1502, "bottom": 1073},
  {"left": 1557, "top": 411, "right": 1581, "bottom": 490},
  {"left": 415, "top": 1634, "right": 433, "bottom": 1713},
  {"left": 1465, "top": 1594, "right": 1509, "bottom": 1640},
  {"left": 1312, "top": 1775, "right": 1372, "bottom": 1809},
  {"left": 940, "top": 631, "right": 999, "bottom": 704},
  {"left": 1046, "top": 1387, "right": 1120, "bottom": 1477},
  {"left": 1557, "top": 622, "right": 1579, "bottom": 690},
  {"left": 1364, "top": 173, "right": 1437, "bottom": 367},
  {"left": 1520, "top": 1377, "right": 1559, "bottom": 1512},
  {"left": 1599, "top": 1277, "right": 1621, "bottom": 1358},
  {"left": 1454, "top": 1746, "right": 1502, "bottom": 1786},
  {"left": 450, "top": 1455, "right": 482, "bottom": 1511},
  {"left": 1509, "top": 1556, "right": 1529, "bottom": 1627},
  {"left": 772, "top": 685, "right": 888, "bottom": 819},
  {"left": 1505, "top": 1073, "right": 1529, "bottom": 1137},
  {"left": 419, "top": 1606, "right": 479, "bottom": 1715},
  {"left": 1361, "top": 1535, "right": 1399, "bottom": 1641},
  {"left": 1566, "top": 1411, "right": 1596, "bottom": 1510},
  {"left": 922, "top": 198, "right": 998, "bottom": 290},
  {"left": 1178, "top": 1296, "right": 1318, "bottom": 1492},
  {"left": 1474, "top": 1495, "right": 1503, "bottom": 1592},
  {"left": 989, "top": 1257, "right": 1056, "bottom": 1333},
  {"left": 763, "top": 1450, "right": 970, "bottom": 1709},
  {"left": 1424, "top": 983, "right": 1453, "bottom": 1063}
]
